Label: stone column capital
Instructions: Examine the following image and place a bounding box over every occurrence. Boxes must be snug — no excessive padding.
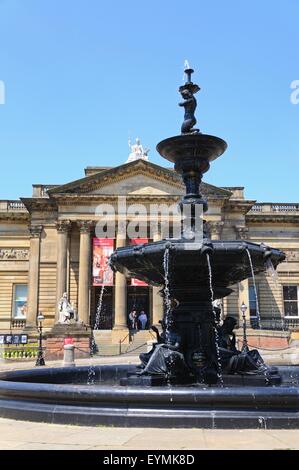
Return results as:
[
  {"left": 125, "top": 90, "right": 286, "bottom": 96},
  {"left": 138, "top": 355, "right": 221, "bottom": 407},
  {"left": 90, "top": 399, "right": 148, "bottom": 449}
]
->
[
  {"left": 78, "top": 220, "right": 94, "bottom": 234},
  {"left": 28, "top": 224, "right": 43, "bottom": 238},
  {"left": 206, "top": 221, "right": 224, "bottom": 239},
  {"left": 234, "top": 225, "right": 249, "bottom": 240},
  {"left": 56, "top": 220, "right": 72, "bottom": 233}
]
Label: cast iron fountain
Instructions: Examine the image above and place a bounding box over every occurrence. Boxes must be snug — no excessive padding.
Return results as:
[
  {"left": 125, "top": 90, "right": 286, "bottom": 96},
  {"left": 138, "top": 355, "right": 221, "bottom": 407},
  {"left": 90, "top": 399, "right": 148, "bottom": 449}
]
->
[
  {"left": 110, "top": 66, "right": 285, "bottom": 387},
  {"left": 0, "top": 67, "right": 298, "bottom": 429}
]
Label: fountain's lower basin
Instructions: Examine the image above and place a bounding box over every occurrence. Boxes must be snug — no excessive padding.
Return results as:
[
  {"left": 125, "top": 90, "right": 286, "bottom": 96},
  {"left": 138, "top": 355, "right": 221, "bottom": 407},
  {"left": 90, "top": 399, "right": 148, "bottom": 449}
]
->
[{"left": 0, "top": 365, "right": 298, "bottom": 428}]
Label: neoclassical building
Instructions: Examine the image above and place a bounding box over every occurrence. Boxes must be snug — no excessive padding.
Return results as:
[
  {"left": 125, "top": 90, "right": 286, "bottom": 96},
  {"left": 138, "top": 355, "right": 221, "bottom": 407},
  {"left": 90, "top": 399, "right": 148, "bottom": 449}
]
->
[{"left": 0, "top": 157, "right": 299, "bottom": 349}]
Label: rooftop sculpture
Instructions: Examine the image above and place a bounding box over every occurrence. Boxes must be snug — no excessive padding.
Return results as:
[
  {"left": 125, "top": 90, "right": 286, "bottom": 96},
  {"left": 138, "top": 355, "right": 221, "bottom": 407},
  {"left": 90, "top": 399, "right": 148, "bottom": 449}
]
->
[{"left": 126, "top": 137, "right": 150, "bottom": 163}]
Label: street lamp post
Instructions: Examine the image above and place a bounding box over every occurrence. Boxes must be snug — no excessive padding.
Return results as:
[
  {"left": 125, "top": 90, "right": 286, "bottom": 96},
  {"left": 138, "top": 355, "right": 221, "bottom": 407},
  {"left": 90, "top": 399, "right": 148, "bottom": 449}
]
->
[
  {"left": 35, "top": 312, "right": 45, "bottom": 366},
  {"left": 240, "top": 302, "right": 249, "bottom": 353}
]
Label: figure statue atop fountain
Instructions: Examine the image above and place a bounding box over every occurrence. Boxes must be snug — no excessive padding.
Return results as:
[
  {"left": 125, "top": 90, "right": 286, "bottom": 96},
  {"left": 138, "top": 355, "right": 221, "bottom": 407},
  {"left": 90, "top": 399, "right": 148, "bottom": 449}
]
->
[
  {"left": 126, "top": 137, "right": 150, "bottom": 163},
  {"left": 179, "top": 62, "right": 200, "bottom": 134},
  {"left": 58, "top": 292, "right": 78, "bottom": 324}
]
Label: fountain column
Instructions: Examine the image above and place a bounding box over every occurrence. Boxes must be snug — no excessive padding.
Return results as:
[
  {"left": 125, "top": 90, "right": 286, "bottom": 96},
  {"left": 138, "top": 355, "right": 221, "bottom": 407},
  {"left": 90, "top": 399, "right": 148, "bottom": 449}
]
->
[
  {"left": 78, "top": 221, "right": 93, "bottom": 326},
  {"left": 25, "top": 225, "right": 43, "bottom": 330},
  {"left": 152, "top": 227, "right": 164, "bottom": 326},
  {"left": 112, "top": 233, "right": 129, "bottom": 340},
  {"left": 55, "top": 220, "right": 71, "bottom": 321}
]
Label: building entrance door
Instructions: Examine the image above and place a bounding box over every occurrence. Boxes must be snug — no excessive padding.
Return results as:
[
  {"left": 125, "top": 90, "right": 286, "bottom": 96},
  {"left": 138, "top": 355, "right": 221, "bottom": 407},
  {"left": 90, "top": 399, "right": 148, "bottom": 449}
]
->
[
  {"left": 127, "top": 286, "right": 150, "bottom": 330},
  {"left": 91, "top": 286, "right": 113, "bottom": 330}
]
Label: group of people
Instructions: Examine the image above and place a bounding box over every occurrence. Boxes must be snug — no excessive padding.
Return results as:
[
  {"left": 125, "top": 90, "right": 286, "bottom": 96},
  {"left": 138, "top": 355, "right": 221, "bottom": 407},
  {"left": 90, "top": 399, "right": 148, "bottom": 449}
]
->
[{"left": 128, "top": 309, "right": 148, "bottom": 330}]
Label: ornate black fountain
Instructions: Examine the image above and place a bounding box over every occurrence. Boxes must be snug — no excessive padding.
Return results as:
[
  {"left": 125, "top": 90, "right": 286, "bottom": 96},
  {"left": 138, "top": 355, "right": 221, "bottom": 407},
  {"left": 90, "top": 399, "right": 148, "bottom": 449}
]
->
[
  {"left": 0, "top": 67, "right": 298, "bottom": 429},
  {"left": 110, "top": 66, "right": 285, "bottom": 386}
]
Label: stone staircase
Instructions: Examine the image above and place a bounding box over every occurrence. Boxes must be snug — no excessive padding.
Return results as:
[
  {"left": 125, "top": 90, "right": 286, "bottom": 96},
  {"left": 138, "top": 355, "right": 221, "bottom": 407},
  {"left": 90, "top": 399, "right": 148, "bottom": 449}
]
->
[{"left": 93, "top": 330, "right": 154, "bottom": 357}]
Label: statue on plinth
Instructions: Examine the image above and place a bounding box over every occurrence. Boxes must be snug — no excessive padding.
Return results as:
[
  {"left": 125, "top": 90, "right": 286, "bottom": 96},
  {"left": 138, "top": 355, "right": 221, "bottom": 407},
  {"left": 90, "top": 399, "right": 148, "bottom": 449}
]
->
[
  {"left": 126, "top": 137, "right": 150, "bottom": 163},
  {"left": 57, "top": 292, "right": 78, "bottom": 324}
]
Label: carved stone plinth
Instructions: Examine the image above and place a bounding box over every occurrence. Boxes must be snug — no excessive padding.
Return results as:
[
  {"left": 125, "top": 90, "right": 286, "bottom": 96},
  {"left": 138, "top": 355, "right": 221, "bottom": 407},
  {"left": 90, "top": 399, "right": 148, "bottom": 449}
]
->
[{"left": 45, "top": 323, "right": 91, "bottom": 360}]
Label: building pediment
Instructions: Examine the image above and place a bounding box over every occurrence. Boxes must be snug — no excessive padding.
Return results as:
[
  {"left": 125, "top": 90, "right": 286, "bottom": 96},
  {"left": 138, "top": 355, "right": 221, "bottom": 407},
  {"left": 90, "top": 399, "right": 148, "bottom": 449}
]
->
[{"left": 48, "top": 159, "right": 232, "bottom": 200}]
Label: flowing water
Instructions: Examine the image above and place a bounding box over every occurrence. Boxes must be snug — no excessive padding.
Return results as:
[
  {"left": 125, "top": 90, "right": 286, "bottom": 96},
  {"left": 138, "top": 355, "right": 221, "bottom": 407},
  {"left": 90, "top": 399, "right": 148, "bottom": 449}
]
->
[
  {"left": 163, "top": 246, "right": 173, "bottom": 333},
  {"left": 163, "top": 246, "right": 174, "bottom": 399},
  {"left": 206, "top": 253, "right": 224, "bottom": 386},
  {"left": 94, "top": 284, "right": 106, "bottom": 330},
  {"left": 87, "top": 263, "right": 109, "bottom": 384},
  {"left": 246, "top": 248, "right": 261, "bottom": 329},
  {"left": 265, "top": 258, "right": 284, "bottom": 330}
]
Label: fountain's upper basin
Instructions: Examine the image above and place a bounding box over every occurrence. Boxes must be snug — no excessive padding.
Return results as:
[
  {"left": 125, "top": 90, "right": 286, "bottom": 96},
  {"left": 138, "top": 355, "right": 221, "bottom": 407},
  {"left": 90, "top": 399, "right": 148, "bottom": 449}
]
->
[
  {"left": 156, "top": 133, "right": 227, "bottom": 168},
  {"left": 110, "top": 239, "right": 285, "bottom": 299}
]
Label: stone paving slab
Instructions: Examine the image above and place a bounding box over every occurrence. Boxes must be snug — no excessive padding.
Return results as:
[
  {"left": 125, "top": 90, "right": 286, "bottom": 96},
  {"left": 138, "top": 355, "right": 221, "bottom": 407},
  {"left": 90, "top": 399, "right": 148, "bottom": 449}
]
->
[{"left": 0, "top": 418, "right": 298, "bottom": 450}]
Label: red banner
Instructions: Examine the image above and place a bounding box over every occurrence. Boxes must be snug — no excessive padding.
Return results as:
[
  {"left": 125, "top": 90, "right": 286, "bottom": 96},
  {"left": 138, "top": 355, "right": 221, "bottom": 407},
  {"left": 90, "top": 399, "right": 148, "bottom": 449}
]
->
[
  {"left": 130, "top": 238, "right": 148, "bottom": 286},
  {"left": 93, "top": 238, "right": 114, "bottom": 286}
]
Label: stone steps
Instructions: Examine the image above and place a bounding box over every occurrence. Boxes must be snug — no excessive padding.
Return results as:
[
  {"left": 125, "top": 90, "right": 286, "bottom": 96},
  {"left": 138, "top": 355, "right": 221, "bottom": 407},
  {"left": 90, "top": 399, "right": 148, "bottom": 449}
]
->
[{"left": 92, "top": 330, "right": 154, "bottom": 357}]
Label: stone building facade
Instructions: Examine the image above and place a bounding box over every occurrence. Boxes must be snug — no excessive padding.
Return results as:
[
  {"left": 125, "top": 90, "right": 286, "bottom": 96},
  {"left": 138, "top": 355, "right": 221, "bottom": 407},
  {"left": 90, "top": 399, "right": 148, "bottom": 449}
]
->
[{"left": 0, "top": 159, "right": 299, "bottom": 349}]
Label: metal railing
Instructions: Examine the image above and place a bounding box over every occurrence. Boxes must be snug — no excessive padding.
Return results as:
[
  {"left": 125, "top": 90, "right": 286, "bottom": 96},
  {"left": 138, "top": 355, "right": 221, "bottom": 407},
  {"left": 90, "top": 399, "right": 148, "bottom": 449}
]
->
[
  {"left": 0, "top": 345, "right": 40, "bottom": 360},
  {"left": 248, "top": 317, "right": 299, "bottom": 331}
]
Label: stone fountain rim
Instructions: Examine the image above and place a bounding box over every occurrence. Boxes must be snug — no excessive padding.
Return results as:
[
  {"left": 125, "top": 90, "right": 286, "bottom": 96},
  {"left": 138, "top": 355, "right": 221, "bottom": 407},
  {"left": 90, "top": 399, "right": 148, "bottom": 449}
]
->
[{"left": 0, "top": 365, "right": 298, "bottom": 428}]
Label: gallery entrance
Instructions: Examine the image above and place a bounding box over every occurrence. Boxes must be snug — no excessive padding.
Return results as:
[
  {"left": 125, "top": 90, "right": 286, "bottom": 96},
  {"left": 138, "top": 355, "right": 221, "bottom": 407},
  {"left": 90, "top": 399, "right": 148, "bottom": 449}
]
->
[
  {"left": 91, "top": 286, "right": 113, "bottom": 330},
  {"left": 127, "top": 286, "right": 150, "bottom": 330}
]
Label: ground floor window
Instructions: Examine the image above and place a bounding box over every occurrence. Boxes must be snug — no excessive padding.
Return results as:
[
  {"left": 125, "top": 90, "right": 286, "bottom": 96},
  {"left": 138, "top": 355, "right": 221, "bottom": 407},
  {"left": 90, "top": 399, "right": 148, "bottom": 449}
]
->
[
  {"left": 283, "top": 285, "right": 299, "bottom": 317},
  {"left": 12, "top": 284, "right": 28, "bottom": 319}
]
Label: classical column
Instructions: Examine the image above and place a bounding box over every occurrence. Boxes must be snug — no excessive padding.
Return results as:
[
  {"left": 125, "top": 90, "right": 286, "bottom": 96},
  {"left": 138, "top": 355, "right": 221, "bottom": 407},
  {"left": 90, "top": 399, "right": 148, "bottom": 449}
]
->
[
  {"left": 78, "top": 221, "right": 93, "bottom": 326},
  {"left": 234, "top": 225, "right": 250, "bottom": 326},
  {"left": 55, "top": 220, "right": 71, "bottom": 321},
  {"left": 238, "top": 279, "right": 250, "bottom": 326},
  {"left": 207, "top": 221, "right": 224, "bottom": 240},
  {"left": 152, "top": 227, "right": 164, "bottom": 326},
  {"left": 113, "top": 234, "right": 128, "bottom": 331},
  {"left": 234, "top": 225, "right": 249, "bottom": 240},
  {"left": 26, "top": 225, "right": 43, "bottom": 329}
]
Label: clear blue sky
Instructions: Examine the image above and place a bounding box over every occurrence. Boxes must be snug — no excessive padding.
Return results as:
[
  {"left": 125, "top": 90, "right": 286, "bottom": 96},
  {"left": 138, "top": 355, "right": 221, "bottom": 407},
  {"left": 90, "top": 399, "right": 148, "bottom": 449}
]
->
[{"left": 0, "top": 0, "right": 298, "bottom": 201}]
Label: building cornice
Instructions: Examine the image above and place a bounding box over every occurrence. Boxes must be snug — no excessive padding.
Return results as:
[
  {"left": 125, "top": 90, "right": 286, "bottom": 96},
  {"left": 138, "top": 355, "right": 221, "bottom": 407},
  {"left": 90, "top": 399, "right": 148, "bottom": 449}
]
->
[
  {"left": 21, "top": 198, "right": 58, "bottom": 214},
  {"left": 246, "top": 214, "right": 299, "bottom": 223},
  {"left": 223, "top": 199, "right": 256, "bottom": 214},
  {"left": 0, "top": 213, "right": 29, "bottom": 222}
]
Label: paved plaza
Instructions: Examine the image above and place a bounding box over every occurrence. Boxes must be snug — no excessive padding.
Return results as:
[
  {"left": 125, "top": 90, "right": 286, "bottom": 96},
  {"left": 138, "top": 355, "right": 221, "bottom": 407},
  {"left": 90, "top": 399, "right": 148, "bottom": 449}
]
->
[
  {"left": 0, "top": 357, "right": 299, "bottom": 450},
  {"left": 0, "top": 417, "right": 298, "bottom": 450}
]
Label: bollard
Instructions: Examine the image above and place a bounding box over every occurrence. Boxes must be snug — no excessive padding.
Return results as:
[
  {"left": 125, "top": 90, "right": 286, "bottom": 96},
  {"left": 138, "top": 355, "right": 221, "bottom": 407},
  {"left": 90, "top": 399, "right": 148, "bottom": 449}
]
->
[{"left": 63, "top": 344, "right": 76, "bottom": 367}]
